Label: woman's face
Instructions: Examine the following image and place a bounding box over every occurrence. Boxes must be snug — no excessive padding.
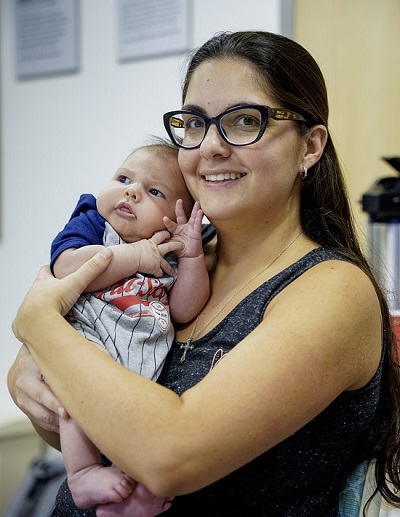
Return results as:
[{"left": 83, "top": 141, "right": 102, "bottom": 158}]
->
[{"left": 178, "top": 59, "right": 307, "bottom": 228}]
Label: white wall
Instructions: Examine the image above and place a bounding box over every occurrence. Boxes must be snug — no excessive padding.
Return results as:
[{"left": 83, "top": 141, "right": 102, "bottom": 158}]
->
[{"left": 0, "top": 0, "right": 289, "bottom": 423}]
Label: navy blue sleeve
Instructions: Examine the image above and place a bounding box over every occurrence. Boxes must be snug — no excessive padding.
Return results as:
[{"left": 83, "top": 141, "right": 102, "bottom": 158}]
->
[{"left": 50, "top": 194, "right": 106, "bottom": 271}]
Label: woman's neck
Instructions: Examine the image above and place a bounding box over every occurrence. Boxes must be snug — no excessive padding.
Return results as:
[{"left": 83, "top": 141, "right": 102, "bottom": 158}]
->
[
  {"left": 212, "top": 220, "right": 306, "bottom": 270},
  {"left": 176, "top": 223, "right": 312, "bottom": 343}
]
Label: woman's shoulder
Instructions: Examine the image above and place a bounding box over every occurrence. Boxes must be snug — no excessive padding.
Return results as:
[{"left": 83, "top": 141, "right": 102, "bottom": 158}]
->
[
  {"left": 266, "top": 248, "right": 382, "bottom": 390},
  {"left": 279, "top": 247, "right": 371, "bottom": 286},
  {"left": 294, "top": 248, "right": 375, "bottom": 292},
  {"left": 275, "top": 247, "right": 379, "bottom": 319},
  {"left": 265, "top": 247, "right": 369, "bottom": 300}
]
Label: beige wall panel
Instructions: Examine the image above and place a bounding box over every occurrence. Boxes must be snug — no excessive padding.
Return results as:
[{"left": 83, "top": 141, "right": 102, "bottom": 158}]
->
[
  {"left": 0, "top": 418, "right": 47, "bottom": 514},
  {"left": 294, "top": 0, "right": 400, "bottom": 246}
]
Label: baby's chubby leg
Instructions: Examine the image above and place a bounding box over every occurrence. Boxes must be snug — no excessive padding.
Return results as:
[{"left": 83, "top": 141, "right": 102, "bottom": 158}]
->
[
  {"left": 59, "top": 342, "right": 135, "bottom": 508},
  {"left": 60, "top": 408, "right": 135, "bottom": 508}
]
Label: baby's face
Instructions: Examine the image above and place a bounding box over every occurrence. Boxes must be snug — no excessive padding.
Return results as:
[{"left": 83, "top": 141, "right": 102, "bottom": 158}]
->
[{"left": 96, "top": 148, "right": 192, "bottom": 243}]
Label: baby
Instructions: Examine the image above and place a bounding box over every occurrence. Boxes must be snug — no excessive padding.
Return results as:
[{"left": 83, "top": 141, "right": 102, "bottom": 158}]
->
[{"left": 50, "top": 140, "right": 209, "bottom": 511}]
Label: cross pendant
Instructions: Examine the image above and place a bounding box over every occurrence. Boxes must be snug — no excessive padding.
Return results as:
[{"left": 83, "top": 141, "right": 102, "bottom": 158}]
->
[{"left": 180, "top": 337, "right": 194, "bottom": 363}]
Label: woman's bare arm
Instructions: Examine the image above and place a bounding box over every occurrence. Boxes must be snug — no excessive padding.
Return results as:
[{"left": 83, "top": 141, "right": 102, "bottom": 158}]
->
[{"left": 11, "top": 252, "right": 382, "bottom": 497}]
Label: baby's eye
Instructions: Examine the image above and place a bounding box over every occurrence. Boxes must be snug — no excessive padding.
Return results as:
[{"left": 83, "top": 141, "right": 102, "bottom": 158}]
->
[
  {"left": 118, "top": 175, "right": 131, "bottom": 184},
  {"left": 149, "top": 188, "right": 165, "bottom": 198}
]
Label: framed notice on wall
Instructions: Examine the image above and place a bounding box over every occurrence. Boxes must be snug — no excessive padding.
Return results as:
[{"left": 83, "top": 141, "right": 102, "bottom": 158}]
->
[
  {"left": 15, "top": 0, "right": 79, "bottom": 79},
  {"left": 117, "top": 0, "right": 192, "bottom": 62}
]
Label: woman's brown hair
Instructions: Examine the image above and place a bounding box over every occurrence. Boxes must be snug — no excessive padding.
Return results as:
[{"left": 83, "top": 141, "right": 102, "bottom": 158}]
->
[{"left": 182, "top": 31, "right": 400, "bottom": 507}]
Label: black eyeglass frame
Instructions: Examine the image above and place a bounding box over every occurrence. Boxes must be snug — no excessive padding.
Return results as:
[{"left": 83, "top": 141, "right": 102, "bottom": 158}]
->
[{"left": 163, "top": 104, "right": 308, "bottom": 149}]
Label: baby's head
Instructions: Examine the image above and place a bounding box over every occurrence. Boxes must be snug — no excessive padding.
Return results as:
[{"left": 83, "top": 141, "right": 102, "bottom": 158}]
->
[{"left": 97, "top": 139, "right": 194, "bottom": 243}]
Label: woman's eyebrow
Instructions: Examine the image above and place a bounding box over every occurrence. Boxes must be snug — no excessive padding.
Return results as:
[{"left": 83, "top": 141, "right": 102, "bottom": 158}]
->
[
  {"left": 182, "top": 102, "right": 254, "bottom": 114},
  {"left": 181, "top": 104, "right": 206, "bottom": 114}
]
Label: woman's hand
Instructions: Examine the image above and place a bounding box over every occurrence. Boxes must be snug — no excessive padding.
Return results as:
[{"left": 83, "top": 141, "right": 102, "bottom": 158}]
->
[
  {"left": 7, "top": 344, "right": 64, "bottom": 434},
  {"left": 12, "top": 249, "right": 113, "bottom": 346},
  {"left": 10, "top": 249, "right": 113, "bottom": 438}
]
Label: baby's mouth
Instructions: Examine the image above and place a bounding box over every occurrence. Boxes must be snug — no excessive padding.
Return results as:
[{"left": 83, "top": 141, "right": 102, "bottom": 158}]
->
[{"left": 116, "top": 202, "right": 136, "bottom": 218}]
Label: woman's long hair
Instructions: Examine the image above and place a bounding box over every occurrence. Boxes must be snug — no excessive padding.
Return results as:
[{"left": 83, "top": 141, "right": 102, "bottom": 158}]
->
[{"left": 182, "top": 31, "right": 400, "bottom": 506}]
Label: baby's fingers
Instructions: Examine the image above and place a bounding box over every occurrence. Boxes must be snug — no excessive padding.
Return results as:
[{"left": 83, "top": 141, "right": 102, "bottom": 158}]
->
[
  {"left": 159, "top": 257, "right": 176, "bottom": 277},
  {"left": 158, "top": 240, "right": 184, "bottom": 257},
  {"left": 163, "top": 216, "right": 177, "bottom": 234},
  {"left": 151, "top": 230, "right": 171, "bottom": 245},
  {"left": 189, "top": 201, "right": 204, "bottom": 227},
  {"left": 174, "top": 199, "right": 188, "bottom": 226}
]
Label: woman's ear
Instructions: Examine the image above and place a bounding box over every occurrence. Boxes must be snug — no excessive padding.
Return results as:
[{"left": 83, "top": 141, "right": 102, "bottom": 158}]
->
[{"left": 303, "top": 125, "right": 328, "bottom": 168}]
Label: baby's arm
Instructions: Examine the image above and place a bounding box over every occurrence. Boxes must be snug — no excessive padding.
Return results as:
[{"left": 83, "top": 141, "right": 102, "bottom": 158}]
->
[
  {"left": 53, "top": 234, "right": 182, "bottom": 293},
  {"left": 164, "top": 201, "right": 210, "bottom": 323}
]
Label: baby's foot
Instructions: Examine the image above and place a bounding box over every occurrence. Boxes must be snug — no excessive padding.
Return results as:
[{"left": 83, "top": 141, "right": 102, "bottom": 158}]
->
[
  {"left": 131, "top": 483, "right": 174, "bottom": 517},
  {"left": 96, "top": 483, "right": 174, "bottom": 517},
  {"left": 68, "top": 464, "right": 135, "bottom": 509}
]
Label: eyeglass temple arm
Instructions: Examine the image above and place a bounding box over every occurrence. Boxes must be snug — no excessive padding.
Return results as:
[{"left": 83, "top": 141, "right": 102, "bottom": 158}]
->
[{"left": 271, "top": 108, "right": 306, "bottom": 122}]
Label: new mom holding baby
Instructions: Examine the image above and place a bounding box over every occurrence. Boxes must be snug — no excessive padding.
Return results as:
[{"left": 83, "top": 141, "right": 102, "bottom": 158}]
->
[{"left": 9, "top": 31, "right": 400, "bottom": 516}]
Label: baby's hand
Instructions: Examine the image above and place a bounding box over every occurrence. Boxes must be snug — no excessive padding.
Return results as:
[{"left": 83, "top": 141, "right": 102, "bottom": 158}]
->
[
  {"left": 163, "top": 200, "right": 204, "bottom": 259},
  {"left": 134, "top": 231, "right": 183, "bottom": 277}
]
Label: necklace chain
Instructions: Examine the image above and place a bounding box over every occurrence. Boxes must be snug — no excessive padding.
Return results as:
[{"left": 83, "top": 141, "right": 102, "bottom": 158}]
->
[{"left": 179, "top": 230, "right": 303, "bottom": 363}]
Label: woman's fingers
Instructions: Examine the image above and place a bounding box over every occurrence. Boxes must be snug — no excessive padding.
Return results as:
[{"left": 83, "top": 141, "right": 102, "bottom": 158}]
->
[
  {"left": 7, "top": 345, "right": 63, "bottom": 432},
  {"left": 12, "top": 250, "right": 114, "bottom": 343},
  {"left": 63, "top": 248, "right": 114, "bottom": 298}
]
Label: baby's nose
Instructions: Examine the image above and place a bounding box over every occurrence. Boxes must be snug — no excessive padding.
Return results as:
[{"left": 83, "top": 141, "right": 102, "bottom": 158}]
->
[{"left": 124, "top": 183, "right": 141, "bottom": 200}]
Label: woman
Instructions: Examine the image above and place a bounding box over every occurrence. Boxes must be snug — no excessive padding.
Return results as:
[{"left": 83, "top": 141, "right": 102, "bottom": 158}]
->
[{"left": 9, "top": 31, "right": 400, "bottom": 516}]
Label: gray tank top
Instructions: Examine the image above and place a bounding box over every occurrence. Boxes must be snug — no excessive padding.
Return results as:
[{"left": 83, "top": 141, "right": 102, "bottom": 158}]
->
[
  {"left": 51, "top": 245, "right": 383, "bottom": 517},
  {"left": 158, "top": 246, "right": 383, "bottom": 516}
]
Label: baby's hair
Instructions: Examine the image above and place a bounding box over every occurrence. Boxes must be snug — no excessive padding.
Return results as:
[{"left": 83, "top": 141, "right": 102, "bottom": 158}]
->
[
  {"left": 136, "top": 135, "right": 179, "bottom": 160},
  {"left": 126, "top": 136, "right": 194, "bottom": 218},
  {"left": 122, "top": 137, "right": 178, "bottom": 165}
]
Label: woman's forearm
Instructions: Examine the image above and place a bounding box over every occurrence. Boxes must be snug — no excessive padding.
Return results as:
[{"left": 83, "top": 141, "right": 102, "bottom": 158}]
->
[
  {"left": 14, "top": 254, "right": 365, "bottom": 500},
  {"left": 11, "top": 260, "right": 276, "bottom": 497},
  {"left": 11, "top": 259, "right": 189, "bottom": 493},
  {"left": 22, "top": 308, "right": 186, "bottom": 494}
]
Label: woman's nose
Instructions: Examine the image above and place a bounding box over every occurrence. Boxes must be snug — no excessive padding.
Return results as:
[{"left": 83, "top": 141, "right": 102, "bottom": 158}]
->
[{"left": 200, "top": 124, "right": 231, "bottom": 159}]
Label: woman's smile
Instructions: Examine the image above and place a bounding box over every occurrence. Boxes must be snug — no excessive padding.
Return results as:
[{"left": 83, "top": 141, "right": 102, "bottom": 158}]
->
[{"left": 202, "top": 171, "right": 246, "bottom": 182}]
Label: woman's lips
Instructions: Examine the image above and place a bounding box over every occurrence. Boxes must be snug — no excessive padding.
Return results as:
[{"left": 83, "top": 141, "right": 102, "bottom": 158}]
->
[{"left": 202, "top": 172, "right": 246, "bottom": 182}]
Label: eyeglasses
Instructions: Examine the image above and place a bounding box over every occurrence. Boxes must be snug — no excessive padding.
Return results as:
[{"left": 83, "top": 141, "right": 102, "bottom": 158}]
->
[{"left": 163, "top": 104, "right": 307, "bottom": 149}]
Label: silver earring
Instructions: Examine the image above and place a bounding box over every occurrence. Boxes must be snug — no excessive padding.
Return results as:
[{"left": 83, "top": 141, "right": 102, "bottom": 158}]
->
[{"left": 300, "top": 165, "right": 308, "bottom": 179}]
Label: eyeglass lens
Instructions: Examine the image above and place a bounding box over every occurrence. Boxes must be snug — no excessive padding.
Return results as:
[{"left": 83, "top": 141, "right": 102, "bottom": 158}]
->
[{"left": 169, "top": 107, "right": 265, "bottom": 148}]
